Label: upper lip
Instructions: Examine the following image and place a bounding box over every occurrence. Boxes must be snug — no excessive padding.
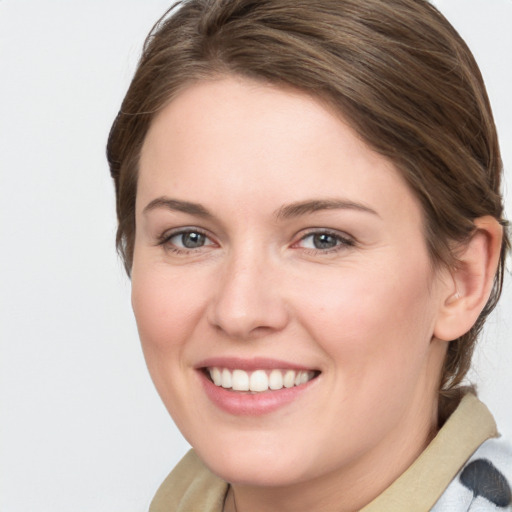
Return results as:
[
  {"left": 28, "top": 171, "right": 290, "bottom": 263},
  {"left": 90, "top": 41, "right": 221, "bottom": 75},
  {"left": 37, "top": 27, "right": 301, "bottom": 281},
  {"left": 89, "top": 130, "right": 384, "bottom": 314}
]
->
[{"left": 195, "top": 357, "right": 318, "bottom": 372}]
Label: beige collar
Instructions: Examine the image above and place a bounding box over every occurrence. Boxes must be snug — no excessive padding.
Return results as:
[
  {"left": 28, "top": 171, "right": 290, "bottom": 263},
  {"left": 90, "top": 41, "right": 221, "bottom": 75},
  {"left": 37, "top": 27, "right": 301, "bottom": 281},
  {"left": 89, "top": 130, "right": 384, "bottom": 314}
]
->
[{"left": 361, "top": 393, "right": 498, "bottom": 511}]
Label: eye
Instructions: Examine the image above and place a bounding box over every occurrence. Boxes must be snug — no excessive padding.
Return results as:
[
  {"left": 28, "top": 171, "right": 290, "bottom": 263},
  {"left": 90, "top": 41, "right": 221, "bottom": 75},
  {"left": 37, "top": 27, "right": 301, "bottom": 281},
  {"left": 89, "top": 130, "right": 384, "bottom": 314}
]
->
[
  {"left": 161, "top": 229, "right": 215, "bottom": 252},
  {"left": 296, "top": 230, "right": 354, "bottom": 252}
]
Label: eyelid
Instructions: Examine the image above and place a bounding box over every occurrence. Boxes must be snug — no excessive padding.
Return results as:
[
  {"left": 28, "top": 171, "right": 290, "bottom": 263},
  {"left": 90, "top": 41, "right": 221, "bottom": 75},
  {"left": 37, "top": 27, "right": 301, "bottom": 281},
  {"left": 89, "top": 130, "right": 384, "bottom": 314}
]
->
[
  {"left": 293, "top": 228, "right": 356, "bottom": 252},
  {"left": 157, "top": 226, "right": 217, "bottom": 251}
]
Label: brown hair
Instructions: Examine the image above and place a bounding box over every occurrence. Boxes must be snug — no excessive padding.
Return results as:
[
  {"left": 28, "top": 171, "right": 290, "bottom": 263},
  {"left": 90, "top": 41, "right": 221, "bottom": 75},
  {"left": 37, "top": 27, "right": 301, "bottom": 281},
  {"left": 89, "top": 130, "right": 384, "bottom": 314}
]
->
[{"left": 107, "top": 0, "right": 509, "bottom": 406}]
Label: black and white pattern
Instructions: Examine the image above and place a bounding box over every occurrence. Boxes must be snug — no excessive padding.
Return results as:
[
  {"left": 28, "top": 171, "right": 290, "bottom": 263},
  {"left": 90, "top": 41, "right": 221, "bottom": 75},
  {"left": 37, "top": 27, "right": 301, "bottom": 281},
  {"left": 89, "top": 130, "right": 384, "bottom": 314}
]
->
[{"left": 431, "top": 438, "right": 512, "bottom": 511}]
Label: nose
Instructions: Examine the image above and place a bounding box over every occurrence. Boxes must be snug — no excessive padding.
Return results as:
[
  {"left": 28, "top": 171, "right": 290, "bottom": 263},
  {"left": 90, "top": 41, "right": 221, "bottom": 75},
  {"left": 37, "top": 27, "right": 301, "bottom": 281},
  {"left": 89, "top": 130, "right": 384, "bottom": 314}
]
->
[{"left": 207, "top": 248, "right": 289, "bottom": 340}]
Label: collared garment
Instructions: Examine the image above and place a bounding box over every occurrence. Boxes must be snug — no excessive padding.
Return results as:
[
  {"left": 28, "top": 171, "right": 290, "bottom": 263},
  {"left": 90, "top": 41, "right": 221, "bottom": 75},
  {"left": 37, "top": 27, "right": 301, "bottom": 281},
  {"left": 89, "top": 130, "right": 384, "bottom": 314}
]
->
[{"left": 149, "top": 394, "right": 512, "bottom": 511}]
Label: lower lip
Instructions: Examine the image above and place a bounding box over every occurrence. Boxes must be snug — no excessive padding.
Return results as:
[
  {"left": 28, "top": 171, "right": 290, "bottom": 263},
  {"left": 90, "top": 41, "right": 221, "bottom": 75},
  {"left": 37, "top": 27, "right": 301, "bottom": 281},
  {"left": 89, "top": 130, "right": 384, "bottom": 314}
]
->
[{"left": 198, "top": 371, "right": 316, "bottom": 416}]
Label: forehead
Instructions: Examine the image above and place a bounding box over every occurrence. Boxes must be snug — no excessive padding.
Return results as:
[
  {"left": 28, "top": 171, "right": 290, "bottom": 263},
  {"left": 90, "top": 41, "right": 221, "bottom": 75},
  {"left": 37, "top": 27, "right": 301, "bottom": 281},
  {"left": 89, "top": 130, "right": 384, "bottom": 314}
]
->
[{"left": 137, "top": 76, "right": 422, "bottom": 226}]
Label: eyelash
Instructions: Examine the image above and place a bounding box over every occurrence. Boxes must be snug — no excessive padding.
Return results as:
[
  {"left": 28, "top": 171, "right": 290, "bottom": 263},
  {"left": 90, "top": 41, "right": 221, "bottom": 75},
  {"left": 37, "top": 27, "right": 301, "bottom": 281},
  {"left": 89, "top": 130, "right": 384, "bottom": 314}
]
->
[
  {"left": 157, "top": 228, "right": 355, "bottom": 255},
  {"left": 157, "top": 227, "right": 215, "bottom": 255},
  {"left": 295, "top": 229, "right": 355, "bottom": 254}
]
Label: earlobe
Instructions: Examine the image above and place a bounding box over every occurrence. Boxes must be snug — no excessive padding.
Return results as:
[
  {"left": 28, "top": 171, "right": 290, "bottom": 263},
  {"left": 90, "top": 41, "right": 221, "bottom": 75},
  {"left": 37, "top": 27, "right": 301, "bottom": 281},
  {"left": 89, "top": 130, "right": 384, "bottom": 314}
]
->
[{"left": 434, "top": 216, "right": 503, "bottom": 342}]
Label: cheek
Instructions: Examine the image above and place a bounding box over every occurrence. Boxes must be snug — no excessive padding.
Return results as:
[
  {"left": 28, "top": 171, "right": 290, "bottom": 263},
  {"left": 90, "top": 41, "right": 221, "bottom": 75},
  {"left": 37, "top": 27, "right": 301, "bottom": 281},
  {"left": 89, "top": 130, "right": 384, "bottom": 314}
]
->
[
  {"left": 130, "top": 267, "right": 211, "bottom": 426},
  {"left": 131, "top": 267, "right": 207, "bottom": 357},
  {"left": 294, "top": 256, "right": 438, "bottom": 377}
]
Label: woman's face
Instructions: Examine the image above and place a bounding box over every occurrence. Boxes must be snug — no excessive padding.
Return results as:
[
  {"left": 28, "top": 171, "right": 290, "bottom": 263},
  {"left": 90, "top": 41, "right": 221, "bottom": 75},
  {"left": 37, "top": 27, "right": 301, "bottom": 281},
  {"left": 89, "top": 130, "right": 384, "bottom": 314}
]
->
[{"left": 132, "top": 76, "right": 450, "bottom": 488}]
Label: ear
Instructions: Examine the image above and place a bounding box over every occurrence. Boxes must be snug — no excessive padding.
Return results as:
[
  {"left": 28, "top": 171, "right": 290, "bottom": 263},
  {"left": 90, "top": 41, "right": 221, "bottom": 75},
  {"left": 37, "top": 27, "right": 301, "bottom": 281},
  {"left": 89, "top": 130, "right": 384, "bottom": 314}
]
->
[{"left": 434, "top": 216, "right": 503, "bottom": 342}]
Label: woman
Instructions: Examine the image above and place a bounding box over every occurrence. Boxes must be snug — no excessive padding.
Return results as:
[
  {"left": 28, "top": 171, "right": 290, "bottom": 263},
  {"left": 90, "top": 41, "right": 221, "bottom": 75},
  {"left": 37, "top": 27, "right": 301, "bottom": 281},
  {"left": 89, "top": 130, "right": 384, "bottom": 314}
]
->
[{"left": 107, "top": 0, "right": 511, "bottom": 510}]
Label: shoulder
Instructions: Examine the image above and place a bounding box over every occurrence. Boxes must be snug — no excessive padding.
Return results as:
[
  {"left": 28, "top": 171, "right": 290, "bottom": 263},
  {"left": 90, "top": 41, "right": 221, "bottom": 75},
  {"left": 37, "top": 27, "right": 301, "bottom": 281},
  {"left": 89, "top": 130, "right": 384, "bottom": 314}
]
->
[
  {"left": 149, "top": 450, "right": 228, "bottom": 512},
  {"left": 432, "top": 436, "right": 512, "bottom": 511}
]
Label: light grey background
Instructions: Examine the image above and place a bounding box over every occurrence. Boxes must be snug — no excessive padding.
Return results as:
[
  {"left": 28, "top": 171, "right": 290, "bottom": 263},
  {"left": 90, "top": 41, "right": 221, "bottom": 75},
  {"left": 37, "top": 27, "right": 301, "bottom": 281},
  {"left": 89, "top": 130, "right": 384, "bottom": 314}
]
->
[{"left": 0, "top": 1, "right": 510, "bottom": 511}]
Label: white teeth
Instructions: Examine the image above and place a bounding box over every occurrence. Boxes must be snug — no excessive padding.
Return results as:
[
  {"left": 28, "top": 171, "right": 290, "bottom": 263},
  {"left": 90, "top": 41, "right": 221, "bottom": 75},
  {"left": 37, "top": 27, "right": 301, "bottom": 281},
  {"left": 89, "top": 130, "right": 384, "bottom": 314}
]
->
[
  {"left": 211, "top": 367, "right": 222, "bottom": 386},
  {"left": 250, "top": 370, "right": 268, "bottom": 392},
  {"left": 232, "top": 369, "right": 249, "bottom": 391},
  {"left": 283, "top": 370, "right": 295, "bottom": 388},
  {"left": 268, "top": 369, "right": 283, "bottom": 390},
  {"left": 221, "top": 368, "right": 232, "bottom": 388},
  {"left": 208, "top": 367, "right": 316, "bottom": 392}
]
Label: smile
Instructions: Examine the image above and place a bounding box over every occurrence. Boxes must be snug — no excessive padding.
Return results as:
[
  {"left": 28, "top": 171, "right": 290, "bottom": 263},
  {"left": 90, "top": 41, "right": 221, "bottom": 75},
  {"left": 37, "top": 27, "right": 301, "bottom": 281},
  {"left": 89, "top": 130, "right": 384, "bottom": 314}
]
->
[{"left": 207, "top": 367, "right": 318, "bottom": 393}]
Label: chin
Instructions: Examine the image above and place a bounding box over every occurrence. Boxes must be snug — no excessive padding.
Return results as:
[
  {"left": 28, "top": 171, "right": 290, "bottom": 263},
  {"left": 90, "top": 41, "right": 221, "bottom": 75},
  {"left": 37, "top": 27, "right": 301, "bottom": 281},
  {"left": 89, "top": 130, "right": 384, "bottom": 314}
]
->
[
  {"left": 207, "top": 457, "right": 310, "bottom": 487},
  {"left": 195, "top": 435, "right": 320, "bottom": 487}
]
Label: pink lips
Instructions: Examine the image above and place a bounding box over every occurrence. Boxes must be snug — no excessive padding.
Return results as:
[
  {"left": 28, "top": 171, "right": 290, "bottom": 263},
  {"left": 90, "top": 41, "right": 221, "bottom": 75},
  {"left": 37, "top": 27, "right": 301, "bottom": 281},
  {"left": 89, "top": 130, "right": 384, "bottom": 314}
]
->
[{"left": 196, "top": 357, "right": 319, "bottom": 416}]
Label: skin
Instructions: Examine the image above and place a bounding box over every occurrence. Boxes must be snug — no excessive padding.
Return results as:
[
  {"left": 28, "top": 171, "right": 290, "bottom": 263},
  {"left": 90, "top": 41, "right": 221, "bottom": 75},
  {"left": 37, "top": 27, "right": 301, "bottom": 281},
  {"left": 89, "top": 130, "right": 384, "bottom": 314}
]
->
[{"left": 132, "top": 76, "right": 454, "bottom": 512}]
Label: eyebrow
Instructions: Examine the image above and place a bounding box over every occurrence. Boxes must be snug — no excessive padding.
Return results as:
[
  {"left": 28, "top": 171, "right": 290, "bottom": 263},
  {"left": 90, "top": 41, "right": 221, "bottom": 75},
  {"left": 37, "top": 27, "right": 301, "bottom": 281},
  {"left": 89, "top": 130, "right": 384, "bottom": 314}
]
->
[
  {"left": 142, "top": 196, "right": 379, "bottom": 220},
  {"left": 143, "top": 197, "right": 212, "bottom": 217},
  {"left": 274, "top": 198, "right": 379, "bottom": 220}
]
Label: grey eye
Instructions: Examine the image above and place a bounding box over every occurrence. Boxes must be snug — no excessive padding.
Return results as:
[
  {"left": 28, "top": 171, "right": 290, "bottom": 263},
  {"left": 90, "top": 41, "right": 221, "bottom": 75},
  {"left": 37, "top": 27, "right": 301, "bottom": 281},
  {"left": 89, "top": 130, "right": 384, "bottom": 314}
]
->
[
  {"left": 300, "top": 233, "right": 339, "bottom": 250},
  {"left": 297, "top": 231, "right": 354, "bottom": 252},
  {"left": 180, "top": 232, "right": 206, "bottom": 248},
  {"left": 311, "top": 233, "right": 339, "bottom": 249},
  {"left": 169, "top": 231, "right": 211, "bottom": 249}
]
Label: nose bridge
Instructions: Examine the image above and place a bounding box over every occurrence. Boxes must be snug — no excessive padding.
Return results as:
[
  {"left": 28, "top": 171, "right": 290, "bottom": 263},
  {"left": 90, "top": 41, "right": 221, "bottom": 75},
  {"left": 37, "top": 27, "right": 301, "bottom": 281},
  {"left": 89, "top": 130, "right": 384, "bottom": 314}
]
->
[{"left": 208, "top": 241, "right": 288, "bottom": 339}]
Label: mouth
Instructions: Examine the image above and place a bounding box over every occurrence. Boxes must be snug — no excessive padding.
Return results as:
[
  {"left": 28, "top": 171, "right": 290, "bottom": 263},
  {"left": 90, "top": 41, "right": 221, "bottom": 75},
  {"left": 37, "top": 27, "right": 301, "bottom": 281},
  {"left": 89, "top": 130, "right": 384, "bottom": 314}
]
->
[
  {"left": 196, "top": 357, "right": 321, "bottom": 415},
  {"left": 202, "top": 367, "right": 320, "bottom": 393}
]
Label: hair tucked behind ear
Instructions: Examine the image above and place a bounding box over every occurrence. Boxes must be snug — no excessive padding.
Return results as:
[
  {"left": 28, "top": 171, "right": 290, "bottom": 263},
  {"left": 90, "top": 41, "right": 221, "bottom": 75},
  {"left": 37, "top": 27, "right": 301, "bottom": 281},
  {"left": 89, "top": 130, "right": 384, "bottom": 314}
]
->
[{"left": 107, "top": 0, "right": 510, "bottom": 409}]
